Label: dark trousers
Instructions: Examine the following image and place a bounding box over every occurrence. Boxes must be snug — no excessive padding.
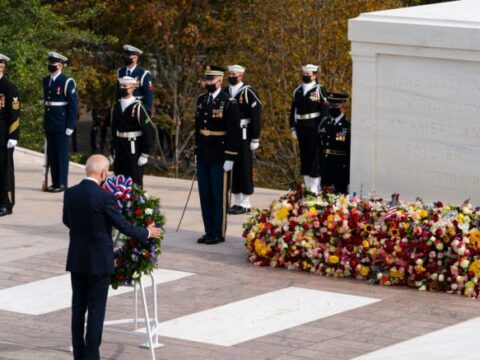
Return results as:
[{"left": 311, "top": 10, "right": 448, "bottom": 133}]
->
[
  {"left": 296, "top": 125, "right": 321, "bottom": 177},
  {"left": 197, "top": 161, "right": 229, "bottom": 238},
  {"left": 46, "top": 131, "right": 69, "bottom": 187},
  {"left": 71, "top": 272, "right": 110, "bottom": 360},
  {"left": 113, "top": 152, "right": 144, "bottom": 187},
  {"left": 231, "top": 140, "right": 253, "bottom": 195},
  {"left": 320, "top": 156, "right": 350, "bottom": 193},
  {"left": 0, "top": 147, "right": 14, "bottom": 209}
]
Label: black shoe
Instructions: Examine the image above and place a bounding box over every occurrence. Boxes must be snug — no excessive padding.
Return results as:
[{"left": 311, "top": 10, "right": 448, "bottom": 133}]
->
[
  {"left": 50, "top": 185, "right": 66, "bottom": 193},
  {"left": 0, "top": 207, "right": 12, "bottom": 217},
  {"left": 227, "top": 205, "right": 240, "bottom": 214},
  {"left": 205, "top": 236, "right": 225, "bottom": 245},
  {"left": 229, "top": 206, "right": 251, "bottom": 215},
  {"left": 197, "top": 234, "right": 212, "bottom": 244}
]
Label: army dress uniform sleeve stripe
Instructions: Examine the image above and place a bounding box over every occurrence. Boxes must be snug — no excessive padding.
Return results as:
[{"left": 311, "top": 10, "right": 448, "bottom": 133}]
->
[
  {"left": 225, "top": 150, "right": 238, "bottom": 155},
  {"left": 9, "top": 119, "right": 20, "bottom": 134}
]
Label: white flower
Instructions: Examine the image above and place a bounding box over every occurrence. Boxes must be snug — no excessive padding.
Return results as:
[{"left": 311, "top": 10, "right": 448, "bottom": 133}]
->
[
  {"left": 431, "top": 273, "right": 438, "bottom": 281},
  {"left": 419, "top": 285, "right": 426, "bottom": 291},
  {"left": 144, "top": 192, "right": 151, "bottom": 200},
  {"left": 435, "top": 242, "right": 444, "bottom": 251},
  {"left": 133, "top": 271, "right": 140, "bottom": 279},
  {"left": 131, "top": 254, "right": 139, "bottom": 262},
  {"left": 416, "top": 259, "right": 423, "bottom": 266},
  {"left": 460, "top": 259, "right": 470, "bottom": 269},
  {"left": 145, "top": 208, "right": 153, "bottom": 216},
  {"left": 457, "top": 247, "right": 466, "bottom": 256},
  {"left": 439, "top": 274, "right": 445, "bottom": 282},
  {"left": 451, "top": 283, "right": 458, "bottom": 290}
]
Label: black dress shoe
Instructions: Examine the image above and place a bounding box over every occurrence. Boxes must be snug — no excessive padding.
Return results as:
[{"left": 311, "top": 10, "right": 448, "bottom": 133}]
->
[
  {"left": 197, "top": 234, "right": 212, "bottom": 244},
  {"left": 50, "top": 185, "right": 66, "bottom": 193},
  {"left": 227, "top": 205, "right": 240, "bottom": 214},
  {"left": 205, "top": 236, "right": 225, "bottom": 245},
  {"left": 229, "top": 206, "right": 251, "bottom": 215},
  {"left": 0, "top": 207, "right": 12, "bottom": 217}
]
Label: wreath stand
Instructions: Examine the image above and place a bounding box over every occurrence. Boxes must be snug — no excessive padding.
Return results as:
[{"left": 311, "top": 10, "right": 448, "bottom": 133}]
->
[{"left": 103, "top": 272, "right": 163, "bottom": 360}]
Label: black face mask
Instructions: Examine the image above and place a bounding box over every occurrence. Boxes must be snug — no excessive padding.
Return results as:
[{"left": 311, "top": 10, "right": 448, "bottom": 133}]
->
[
  {"left": 48, "top": 64, "right": 58, "bottom": 73},
  {"left": 124, "top": 56, "right": 133, "bottom": 66},
  {"left": 228, "top": 76, "right": 239, "bottom": 86},
  {"left": 329, "top": 108, "right": 341, "bottom": 117},
  {"left": 302, "top": 75, "right": 312, "bottom": 84},
  {"left": 205, "top": 83, "right": 217, "bottom": 93},
  {"left": 119, "top": 88, "right": 129, "bottom": 98}
]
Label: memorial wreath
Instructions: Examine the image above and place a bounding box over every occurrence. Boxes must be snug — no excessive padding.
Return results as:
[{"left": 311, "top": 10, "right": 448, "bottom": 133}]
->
[
  {"left": 243, "top": 187, "right": 480, "bottom": 298},
  {"left": 103, "top": 175, "right": 165, "bottom": 289}
]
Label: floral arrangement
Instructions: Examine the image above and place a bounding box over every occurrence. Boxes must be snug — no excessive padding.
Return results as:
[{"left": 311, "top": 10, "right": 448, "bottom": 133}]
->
[
  {"left": 103, "top": 175, "right": 165, "bottom": 289},
  {"left": 243, "top": 187, "right": 480, "bottom": 298}
]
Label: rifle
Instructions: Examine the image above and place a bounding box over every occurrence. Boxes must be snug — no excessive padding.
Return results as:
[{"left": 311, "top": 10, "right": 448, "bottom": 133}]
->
[
  {"left": 42, "top": 138, "right": 49, "bottom": 191},
  {"left": 176, "top": 169, "right": 197, "bottom": 232}
]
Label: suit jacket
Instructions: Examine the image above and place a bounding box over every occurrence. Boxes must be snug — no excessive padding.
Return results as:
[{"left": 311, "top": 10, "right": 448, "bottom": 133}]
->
[{"left": 63, "top": 179, "right": 149, "bottom": 274}]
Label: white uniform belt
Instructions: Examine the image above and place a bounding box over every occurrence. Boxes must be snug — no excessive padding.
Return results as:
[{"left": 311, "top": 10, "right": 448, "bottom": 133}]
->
[
  {"left": 45, "top": 101, "right": 68, "bottom": 106},
  {"left": 240, "top": 118, "right": 251, "bottom": 126},
  {"left": 296, "top": 112, "right": 321, "bottom": 120},
  {"left": 116, "top": 130, "right": 142, "bottom": 139}
]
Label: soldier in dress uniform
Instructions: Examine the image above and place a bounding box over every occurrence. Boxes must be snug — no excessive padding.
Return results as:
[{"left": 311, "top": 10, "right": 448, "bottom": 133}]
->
[
  {"left": 111, "top": 76, "right": 155, "bottom": 187},
  {"left": 318, "top": 92, "right": 350, "bottom": 194},
  {"left": 117, "top": 45, "right": 154, "bottom": 114},
  {"left": 195, "top": 65, "right": 240, "bottom": 245},
  {"left": 0, "top": 54, "right": 20, "bottom": 216},
  {"left": 43, "top": 51, "right": 78, "bottom": 192},
  {"left": 289, "top": 64, "right": 329, "bottom": 194},
  {"left": 225, "top": 64, "right": 262, "bottom": 215}
]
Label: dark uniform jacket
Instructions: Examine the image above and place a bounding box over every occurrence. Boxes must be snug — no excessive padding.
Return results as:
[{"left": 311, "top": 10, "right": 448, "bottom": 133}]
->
[
  {"left": 63, "top": 179, "right": 149, "bottom": 274},
  {"left": 42, "top": 73, "right": 78, "bottom": 133},
  {"left": 117, "top": 66, "right": 154, "bottom": 113},
  {"left": 226, "top": 84, "right": 261, "bottom": 141},
  {"left": 195, "top": 90, "right": 241, "bottom": 165},
  {"left": 111, "top": 99, "right": 155, "bottom": 156},
  {"left": 0, "top": 76, "right": 20, "bottom": 145},
  {"left": 289, "top": 83, "right": 328, "bottom": 129}
]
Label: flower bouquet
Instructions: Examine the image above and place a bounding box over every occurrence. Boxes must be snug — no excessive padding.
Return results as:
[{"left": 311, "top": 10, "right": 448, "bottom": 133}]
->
[
  {"left": 103, "top": 175, "right": 165, "bottom": 289},
  {"left": 243, "top": 186, "right": 480, "bottom": 298}
]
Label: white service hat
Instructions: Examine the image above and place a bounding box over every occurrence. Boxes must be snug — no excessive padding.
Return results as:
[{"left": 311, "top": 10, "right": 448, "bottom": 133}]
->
[
  {"left": 123, "top": 44, "right": 143, "bottom": 55},
  {"left": 0, "top": 54, "right": 10, "bottom": 62},
  {"left": 118, "top": 76, "right": 137, "bottom": 85},
  {"left": 228, "top": 64, "right": 246, "bottom": 73},
  {"left": 48, "top": 51, "right": 68, "bottom": 63},
  {"left": 302, "top": 64, "right": 319, "bottom": 72}
]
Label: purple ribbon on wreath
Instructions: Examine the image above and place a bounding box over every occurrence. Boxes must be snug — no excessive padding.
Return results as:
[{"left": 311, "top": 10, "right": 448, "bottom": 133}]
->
[{"left": 103, "top": 175, "right": 133, "bottom": 209}]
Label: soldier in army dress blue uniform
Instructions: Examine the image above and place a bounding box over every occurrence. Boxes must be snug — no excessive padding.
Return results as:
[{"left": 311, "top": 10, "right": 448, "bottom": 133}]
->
[
  {"left": 318, "top": 93, "right": 350, "bottom": 194},
  {"left": 225, "top": 64, "right": 262, "bottom": 215},
  {"left": 0, "top": 54, "right": 20, "bottom": 216},
  {"left": 195, "top": 65, "right": 241, "bottom": 245},
  {"left": 289, "top": 64, "right": 329, "bottom": 194},
  {"left": 42, "top": 51, "right": 78, "bottom": 192},
  {"left": 117, "top": 45, "right": 154, "bottom": 114}
]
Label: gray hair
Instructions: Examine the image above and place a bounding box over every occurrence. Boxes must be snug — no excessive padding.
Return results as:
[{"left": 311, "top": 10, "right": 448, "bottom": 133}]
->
[{"left": 85, "top": 154, "right": 109, "bottom": 175}]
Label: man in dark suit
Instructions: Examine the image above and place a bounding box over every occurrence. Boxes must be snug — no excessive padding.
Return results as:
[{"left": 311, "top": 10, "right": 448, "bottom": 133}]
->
[{"left": 63, "top": 154, "right": 161, "bottom": 360}]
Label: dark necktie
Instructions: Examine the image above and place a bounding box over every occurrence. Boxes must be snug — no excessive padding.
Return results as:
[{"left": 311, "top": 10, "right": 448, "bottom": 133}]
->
[
  {"left": 207, "top": 94, "right": 212, "bottom": 104},
  {"left": 127, "top": 69, "right": 131, "bottom": 76}
]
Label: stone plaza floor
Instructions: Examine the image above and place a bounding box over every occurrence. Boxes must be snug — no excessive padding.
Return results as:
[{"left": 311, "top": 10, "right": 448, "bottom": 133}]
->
[{"left": 1, "top": 148, "right": 480, "bottom": 360}]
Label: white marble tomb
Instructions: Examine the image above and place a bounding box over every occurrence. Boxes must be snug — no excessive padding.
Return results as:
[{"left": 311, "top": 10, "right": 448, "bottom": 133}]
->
[{"left": 348, "top": 0, "right": 480, "bottom": 204}]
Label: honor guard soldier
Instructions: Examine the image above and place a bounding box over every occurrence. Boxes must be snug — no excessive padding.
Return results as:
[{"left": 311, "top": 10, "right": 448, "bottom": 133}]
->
[
  {"left": 195, "top": 65, "right": 240, "bottom": 245},
  {"left": 111, "top": 76, "right": 155, "bottom": 187},
  {"left": 290, "top": 64, "right": 329, "bottom": 194},
  {"left": 43, "top": 51, "right": 78, "bottom": 192},
  {"left": 0, "top": 54, "right": 20, "bottom": 216},
  {"left": 117, "top": 45, "right": 154, "bottom": 114},
  {"left": 225, "top": 64, "right": 262, "bottom": 215},
  {"left": 318, "top": 93, "right": 350, "bottom": 194}
]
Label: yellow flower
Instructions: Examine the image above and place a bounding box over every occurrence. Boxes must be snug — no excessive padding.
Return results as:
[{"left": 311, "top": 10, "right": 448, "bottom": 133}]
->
[
  {"left": 362, "top": 240, "right": 370, "bottom": 249},
  {"left": 470, "top": 229, "right": 480, "bottom": 248},
  {"left": 465, "top": 281, "right": 475, "bottom": 290},
  {"left": 415, "top": 265, "right": 425, "bottom": 273},
  {"left": 258, "top": 223, "right": 265, "bottom": 231},
  {"left": 302, "top": 261, "right": 312, "bottom": 270},
  {"left": 469, "top": 260, "right": 480, "bottom": 278},
  {"left": 254, "top": 239, "right": 271, "bottom": 257},
  {"left": 389, "top": 228, "right": 400, "bottom": 237},
  {"left": 360, "top": 266, "right": 370, "bottom": 277},
  {"left": 363, "top": 224, "right": 373, "bottom": 232},
  {"left": 458, "top": 214, "right": 465, "bottom": 223},
  {"left": 389, "top": 270, "right": 405, "bottom": 280},
  {"left": 308, "top": 207, "right": 318, "bottom": 216},
  {"left": 276, "top": 206, "right": 289, "bottom": 221},
  {"left": 328, "top": 255, "right": 340, "bottom": 265},
  {"left": 419, "top": 209, "right": 428, "bottom": 219},
  {"left": 327, "top": 214, "right": 334, "bottom": 222}
]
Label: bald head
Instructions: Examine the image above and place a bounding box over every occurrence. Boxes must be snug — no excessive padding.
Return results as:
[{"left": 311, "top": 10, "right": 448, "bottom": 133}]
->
[{"left": 85, "top": 154, "right": 110, "bottom": 178}]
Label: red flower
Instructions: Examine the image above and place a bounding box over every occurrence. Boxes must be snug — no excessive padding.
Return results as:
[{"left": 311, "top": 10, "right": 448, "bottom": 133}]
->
[
  {"left": 144, "top": 251, "right": 151, "bottom": 258},
  {"left": 146, "top": 219, "right": 154, "bottom": 226},
  {"left": 115, "top": 274, "right": 124, "bottom": 281},
  {"left": 134, "top": 209, "right": 143, "bottom": 216}
]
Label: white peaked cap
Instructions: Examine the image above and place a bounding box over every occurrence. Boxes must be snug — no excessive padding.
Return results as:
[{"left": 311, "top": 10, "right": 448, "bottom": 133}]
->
[
  {"left": 0, "top": 54, "right": 10, "bottom": 62},
  {"left": 118, "top": 76, "right": 137, "bottom": 85},
  {"left": 302, "top": 64, "right": 319, "bottom": 72},
  {"left": 48, "top": 51, "right": 68, "bottom": 63},
  {"left": 123, "top": 44, "right": 143, "bottom": 55},
  {"left": 228, "top": 64, "right": 246, "bottom": 73}
]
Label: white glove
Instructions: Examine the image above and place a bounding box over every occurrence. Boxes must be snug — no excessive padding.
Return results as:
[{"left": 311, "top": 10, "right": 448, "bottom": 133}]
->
[
  {"left": 137, "top": 154, "right": 148, "bottom": 166},
  {"left": 66, "top": 128, "right": 74, "bottom": 136},
  {"left": 223, "top": 160, "right": 234, "bottom": 172},
  {"left": 291, "top": 130, "right": 297, "bottom": 140},
  {"left": 108, "top": 154, "right": 115, "bottom": 165},
  {"left": 6, "top": 139, "right": 17, "bottom": 149},
  {"left": 250, "top": 139, "right": 260, "bottom": 151}
]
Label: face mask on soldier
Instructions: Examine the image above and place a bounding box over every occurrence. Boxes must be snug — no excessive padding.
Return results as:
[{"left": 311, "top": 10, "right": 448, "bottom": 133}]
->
[
  {"left": 205, "top": 82, "right": 218, "bottom": 93},
  {"left": 329, "top": 108, "right": 342, "bottom": 117},
  {"left": 48, "top": 64, "right": 58, "bottom": 73},
  {"left": 119, "top": 88, "right": 129, "bottom": 98},
  {"left": 124, "top": 56, "right": 133, "bottom": 66},
  {"left": 302, "top": 75, "right": 312, "bottom": 84},
  {"left": 228, "top": 76, "right": 239, "bottom": 86}
]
